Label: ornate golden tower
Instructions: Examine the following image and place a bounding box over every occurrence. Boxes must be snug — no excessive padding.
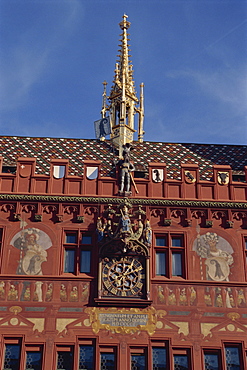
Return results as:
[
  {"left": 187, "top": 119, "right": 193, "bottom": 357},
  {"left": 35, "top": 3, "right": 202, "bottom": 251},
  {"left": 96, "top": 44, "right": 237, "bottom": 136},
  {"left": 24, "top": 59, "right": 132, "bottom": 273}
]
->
[{"left": 101, "top": 14, "right": 144, "bottom": 157}]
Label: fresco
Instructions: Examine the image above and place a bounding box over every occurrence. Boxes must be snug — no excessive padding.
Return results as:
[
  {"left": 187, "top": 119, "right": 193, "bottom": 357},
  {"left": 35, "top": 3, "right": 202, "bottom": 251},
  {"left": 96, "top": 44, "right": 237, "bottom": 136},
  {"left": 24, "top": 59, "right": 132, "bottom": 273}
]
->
[
  {"left": 10, "top": 227, "right": 52, "bottom": 275},
  {"left": 193, "top": 232, "right": 234, "bottom": 282}
]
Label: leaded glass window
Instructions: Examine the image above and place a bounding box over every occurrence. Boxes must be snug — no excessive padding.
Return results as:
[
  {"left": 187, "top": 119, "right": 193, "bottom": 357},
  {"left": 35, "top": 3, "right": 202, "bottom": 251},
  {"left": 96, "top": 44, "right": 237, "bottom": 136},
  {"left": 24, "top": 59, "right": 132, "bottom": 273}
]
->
[
  {"left": 225, "top": 346, "right": 241, "bottom": 370},
  {"left": 57, "top": 349, "right": 73, "bottom": 370},
  {"left": 3, "top": 343, "right": 20, "bottom": 370},
  {"left": 25, "top": 351, "right": 42, "bottom": 370},
  {"left": 204, "top": 351, "right": 219, "bottom": 370},
  {"left": 152, "top": 347, "right": 167, "bottom": 370},
  {"left": 100, "top": 352, "right": 115, "bottom": 370},
  {"left": 131, "top": 354, "right": 146, "bottom": 370},
  {"left": 79, "top": 345, "right": 94, "bottom": 370}
]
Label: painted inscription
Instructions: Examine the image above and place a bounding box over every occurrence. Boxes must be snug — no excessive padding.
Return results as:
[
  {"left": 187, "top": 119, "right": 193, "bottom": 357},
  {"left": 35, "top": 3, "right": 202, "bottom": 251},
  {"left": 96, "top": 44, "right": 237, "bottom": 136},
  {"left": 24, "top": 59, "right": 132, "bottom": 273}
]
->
[
  {"left": 99, "top": 313, "right": 148, "bottom": 327},
  {"left": 85, "top": 307, "right": 163, "bottom": 335}
]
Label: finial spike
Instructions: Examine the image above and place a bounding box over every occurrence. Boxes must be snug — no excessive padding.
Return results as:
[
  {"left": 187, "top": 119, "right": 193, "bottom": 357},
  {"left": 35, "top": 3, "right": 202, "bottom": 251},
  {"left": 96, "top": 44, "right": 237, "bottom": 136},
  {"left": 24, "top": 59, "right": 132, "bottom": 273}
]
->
[{"left": 100, "top": 15, "right": 145, "bottom": 156}]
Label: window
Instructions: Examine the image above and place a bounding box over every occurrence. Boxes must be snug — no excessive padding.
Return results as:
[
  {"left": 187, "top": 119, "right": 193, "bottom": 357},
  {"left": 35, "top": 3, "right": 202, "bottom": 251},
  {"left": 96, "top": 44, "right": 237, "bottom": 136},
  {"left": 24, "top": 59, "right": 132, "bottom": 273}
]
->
[
  {"left": 204, "top": 344, "right": 245, "bottom": 370},
  {"left": 3, "top": 338, "right": 21, "bottom": 370},
  {"left": 156, "top": 251, "right": 166, "bottom": 276},
  {"left": 25, "top": 345, "right": 43, "bottom": 370},
  {"left": 224, "top": 345, "right": 241, "bottom": 370},
  {"left": 100, "top": 347, "right": 116, "bottom": 370},
  {"left": 173, "top": 348, "right": 190, "bottom": 370},
  {"left": 204, "top": 350, "right": 221, "bottom": 369},
  {"left": 63, "top": 231, "right": 92, "bottom": 275},
  {"left": 152, "top": 346, "right": 167, "bottom": 369},
  {"left": 2, "top": 165, "right": 16, "bottom": 174},
  {"left": 131, "top": 348, "right": 147, "bottom": 370},
  {"left": 56, "top": 346, "right": 74, "bottom": 370},
  {"left": 78, "top": 339, "right": 95, "bottom": 370},
  {"left": 155, "top": 234, "right": 185, "bottom": 278},
  {"left": 2, "top": 339, "right": 43, "bottom": 370},
  {"left": 151, "top": 342, "right": 191, "bottom": 370}
]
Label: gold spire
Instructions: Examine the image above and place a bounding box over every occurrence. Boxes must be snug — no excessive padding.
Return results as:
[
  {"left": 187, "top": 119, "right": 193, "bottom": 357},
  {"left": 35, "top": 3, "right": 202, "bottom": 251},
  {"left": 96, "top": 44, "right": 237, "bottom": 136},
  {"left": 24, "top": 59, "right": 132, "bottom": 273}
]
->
[{"left": 101, "top": 14, "right": 144, "bottom": 156}]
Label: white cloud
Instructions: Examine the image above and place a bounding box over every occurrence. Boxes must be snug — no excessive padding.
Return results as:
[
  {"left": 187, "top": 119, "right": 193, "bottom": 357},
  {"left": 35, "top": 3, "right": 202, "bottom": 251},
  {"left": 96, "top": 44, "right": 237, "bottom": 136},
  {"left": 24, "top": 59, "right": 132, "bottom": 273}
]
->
[{"left": 166, "top": 65, "right": 247, "bottom": 115}]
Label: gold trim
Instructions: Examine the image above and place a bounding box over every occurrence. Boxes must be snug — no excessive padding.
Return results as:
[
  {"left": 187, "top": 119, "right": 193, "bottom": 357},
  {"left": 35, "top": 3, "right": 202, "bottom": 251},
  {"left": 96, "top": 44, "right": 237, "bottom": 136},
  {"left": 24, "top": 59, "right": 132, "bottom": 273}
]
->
[
  {"left": 85, "top": 306, "right": 166, "bottom": 335},
  {"left": 9, "top": 306, "right": 22, "bottom": 315},
  {"left": 227, "top": 312, "right": 240, "bottom": 321}
]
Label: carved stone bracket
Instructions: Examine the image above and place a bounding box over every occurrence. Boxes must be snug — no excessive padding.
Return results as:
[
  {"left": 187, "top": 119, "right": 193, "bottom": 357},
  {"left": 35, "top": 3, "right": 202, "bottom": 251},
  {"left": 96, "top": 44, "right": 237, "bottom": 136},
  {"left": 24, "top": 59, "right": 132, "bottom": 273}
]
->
[
  {"left": 170, "top": 209, "right": 186, "bottom": 218},
  {"left": 150, "top": 209, "right": 164, "bottom": 218},
  {"left": 64, "top": 205, "right": 78, "bottom": 215},
  {"left": 212, "top": 211, "right": 227, "bottom": 220},
  {"left": 232, "top": 212, "right": 247, "bottom": 228},
  {"left": 0, "top": 203, "right": 15, "bottom": 212},
  {"left": 85, "top": 206, "right": 98, "bottom": 215},
  {"left": 21, "top": 204, "right": 36, "bottom": 213},
  {"left": 191, "top": 210, "right": 206, "bottom": 219},
  {"left": 42, "top": 205, "right": 57, "bottom": 214}
]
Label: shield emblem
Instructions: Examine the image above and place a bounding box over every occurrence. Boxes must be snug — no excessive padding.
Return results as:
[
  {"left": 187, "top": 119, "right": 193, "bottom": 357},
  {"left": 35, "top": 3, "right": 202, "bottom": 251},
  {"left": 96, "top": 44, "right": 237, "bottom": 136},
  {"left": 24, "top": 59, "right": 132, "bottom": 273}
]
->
[
  {"left": 152, "top": 169, "right": 163, "bottom": 183},
  {"left": 184, "top": 170, "right": 196, "bottom": 183},
  {"left": 94, "top": 117, "right": 111, "bottom": 139},
  {"left": 217, "top": 172, "right": 229, "bottom": 185},
  {"left": 19, "top": 163, "right": 32, "bottom": 178},
  {"left": 53, "top": 165, "right": 65, "bottom": 179},
  {"left": 205, "top": 257, "right": 230, "bottom": 281},
  {"left": 86, "top": 167, "right": 98, "bottom": 180}
]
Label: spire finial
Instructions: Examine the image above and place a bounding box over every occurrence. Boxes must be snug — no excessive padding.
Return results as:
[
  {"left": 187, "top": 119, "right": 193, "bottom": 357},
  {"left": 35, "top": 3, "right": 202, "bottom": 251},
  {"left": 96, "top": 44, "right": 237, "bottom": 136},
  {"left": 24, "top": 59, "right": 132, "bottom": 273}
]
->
[
  {"left": 100, "top": 15, "right": 145, "bottom": 156},
  {"left": 119, "top": 14, "right": 131, "bottom": 30}
]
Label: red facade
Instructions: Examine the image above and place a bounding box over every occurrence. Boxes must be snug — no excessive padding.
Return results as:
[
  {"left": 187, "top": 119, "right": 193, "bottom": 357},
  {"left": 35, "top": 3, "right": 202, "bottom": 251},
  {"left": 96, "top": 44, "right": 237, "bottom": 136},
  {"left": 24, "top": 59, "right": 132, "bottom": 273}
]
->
[{"left": 0, "top": 145, "right": 246, "bottom": 369}]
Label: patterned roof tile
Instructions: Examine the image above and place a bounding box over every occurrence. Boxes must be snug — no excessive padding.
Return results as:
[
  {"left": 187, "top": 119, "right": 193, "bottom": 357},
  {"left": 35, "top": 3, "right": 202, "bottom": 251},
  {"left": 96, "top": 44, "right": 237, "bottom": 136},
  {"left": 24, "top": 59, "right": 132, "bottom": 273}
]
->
[{"left": 0, "top": 136, "right": 246, "bottom": 180}]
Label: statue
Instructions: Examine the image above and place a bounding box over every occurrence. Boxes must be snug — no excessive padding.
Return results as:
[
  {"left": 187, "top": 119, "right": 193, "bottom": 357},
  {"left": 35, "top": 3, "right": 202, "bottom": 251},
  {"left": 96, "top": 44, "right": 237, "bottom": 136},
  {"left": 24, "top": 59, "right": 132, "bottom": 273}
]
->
[
  {"left": 120, "top": 205, "right": 131, "bottom": 233},
  {"left": 143, "top": 219, "right": 152, "bottom": 246},
  {"left": 96, "top": 217, "right": 104, "bottom": 242},
  {"left": 119, "top": 144, "right": 135, "bottom": 193}
]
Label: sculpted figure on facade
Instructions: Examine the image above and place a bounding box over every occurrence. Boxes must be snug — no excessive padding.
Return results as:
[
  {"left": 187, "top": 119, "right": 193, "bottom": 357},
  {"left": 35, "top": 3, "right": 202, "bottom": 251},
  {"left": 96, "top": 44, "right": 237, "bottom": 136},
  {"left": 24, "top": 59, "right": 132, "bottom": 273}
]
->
[
  {"left": 143, "top": 219, "right": 152, "bottom": 246},
  {"left": 120, "top": 205, "right": 132, "bottom": 235},
  {"left": 96, "top": 217, "right": 104, "bottom": 242},
  {"left": 119, "top": 144, "right": 135, "bottom": 194}
]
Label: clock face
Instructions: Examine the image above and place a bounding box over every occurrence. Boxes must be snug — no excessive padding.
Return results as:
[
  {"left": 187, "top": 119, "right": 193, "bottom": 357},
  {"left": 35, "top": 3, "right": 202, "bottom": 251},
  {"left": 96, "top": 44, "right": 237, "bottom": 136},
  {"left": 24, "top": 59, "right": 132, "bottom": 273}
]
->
[{"left": 102, "top": 256, "right": 145, "bottom": 297}]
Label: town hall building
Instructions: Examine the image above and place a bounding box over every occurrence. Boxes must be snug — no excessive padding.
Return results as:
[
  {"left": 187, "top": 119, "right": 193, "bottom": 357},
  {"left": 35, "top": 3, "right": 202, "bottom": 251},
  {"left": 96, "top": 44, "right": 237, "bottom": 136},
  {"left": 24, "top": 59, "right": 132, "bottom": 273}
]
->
[{"left": 0, "top": 14, "right": 246, "bottom": 370}]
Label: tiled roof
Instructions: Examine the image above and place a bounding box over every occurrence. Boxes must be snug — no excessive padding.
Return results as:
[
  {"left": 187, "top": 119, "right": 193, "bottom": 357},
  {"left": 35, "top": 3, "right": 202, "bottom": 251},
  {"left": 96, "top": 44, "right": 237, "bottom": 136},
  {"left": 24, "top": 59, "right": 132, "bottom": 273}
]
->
[{"left": 0, "top": 136, "right": 246, "bottom": 181}]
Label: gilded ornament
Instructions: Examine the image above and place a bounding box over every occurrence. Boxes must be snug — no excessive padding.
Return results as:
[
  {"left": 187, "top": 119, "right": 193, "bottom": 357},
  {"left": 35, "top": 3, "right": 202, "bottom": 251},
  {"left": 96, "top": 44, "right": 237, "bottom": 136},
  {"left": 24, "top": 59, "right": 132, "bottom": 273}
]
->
[
  {"left": 227, "top": 312, "right": 240, "bottom": 321},
  {"left": 9, "top": 306, "right": 22, "bottom": 315},
  {"left": 84, "top": 307, "right": 166, "bottom": 335}
]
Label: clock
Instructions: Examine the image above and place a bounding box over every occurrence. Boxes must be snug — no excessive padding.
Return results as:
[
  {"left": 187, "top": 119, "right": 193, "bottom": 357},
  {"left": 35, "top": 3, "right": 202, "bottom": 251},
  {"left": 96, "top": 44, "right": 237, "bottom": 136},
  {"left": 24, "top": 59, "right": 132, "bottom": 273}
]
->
[{"left": 102, "top": 256, "right": 145, "bottom": 297}]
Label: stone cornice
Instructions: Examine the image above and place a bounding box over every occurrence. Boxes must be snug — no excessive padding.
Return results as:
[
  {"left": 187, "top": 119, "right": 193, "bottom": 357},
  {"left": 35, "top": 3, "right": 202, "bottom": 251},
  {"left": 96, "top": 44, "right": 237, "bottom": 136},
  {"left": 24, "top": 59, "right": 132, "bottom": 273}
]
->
[{"left": 0, "top": 193, "right": 246, "bottom": 209}]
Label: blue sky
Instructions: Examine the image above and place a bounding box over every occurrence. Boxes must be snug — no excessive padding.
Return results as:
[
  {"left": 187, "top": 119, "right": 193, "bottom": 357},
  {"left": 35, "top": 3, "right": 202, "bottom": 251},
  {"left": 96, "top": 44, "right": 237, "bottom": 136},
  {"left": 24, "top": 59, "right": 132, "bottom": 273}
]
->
[{"left": 0, "top": 0, "right": 246, "bottom": 145}]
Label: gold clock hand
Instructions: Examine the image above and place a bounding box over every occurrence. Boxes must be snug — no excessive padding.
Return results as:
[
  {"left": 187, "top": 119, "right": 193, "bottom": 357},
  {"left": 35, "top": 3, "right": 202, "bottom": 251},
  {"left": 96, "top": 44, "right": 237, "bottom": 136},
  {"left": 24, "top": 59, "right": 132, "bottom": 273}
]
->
[
  {"left": 125, "top": 265, "right": 143, "bottom": 275},
  {"left": 123, "top": 259, "right": 134, "bottom": 276}
]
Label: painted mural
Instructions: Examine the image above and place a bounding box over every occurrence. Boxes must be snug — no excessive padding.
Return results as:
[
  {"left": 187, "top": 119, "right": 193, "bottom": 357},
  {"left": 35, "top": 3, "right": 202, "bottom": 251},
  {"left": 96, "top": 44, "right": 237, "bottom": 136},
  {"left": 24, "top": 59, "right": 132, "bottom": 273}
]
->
[
  {"left": 193, "top": 231, "right": 234, "bottom": 282},
  {"left": 10, "top": 227, "right": 52, "bottom": 275}
]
